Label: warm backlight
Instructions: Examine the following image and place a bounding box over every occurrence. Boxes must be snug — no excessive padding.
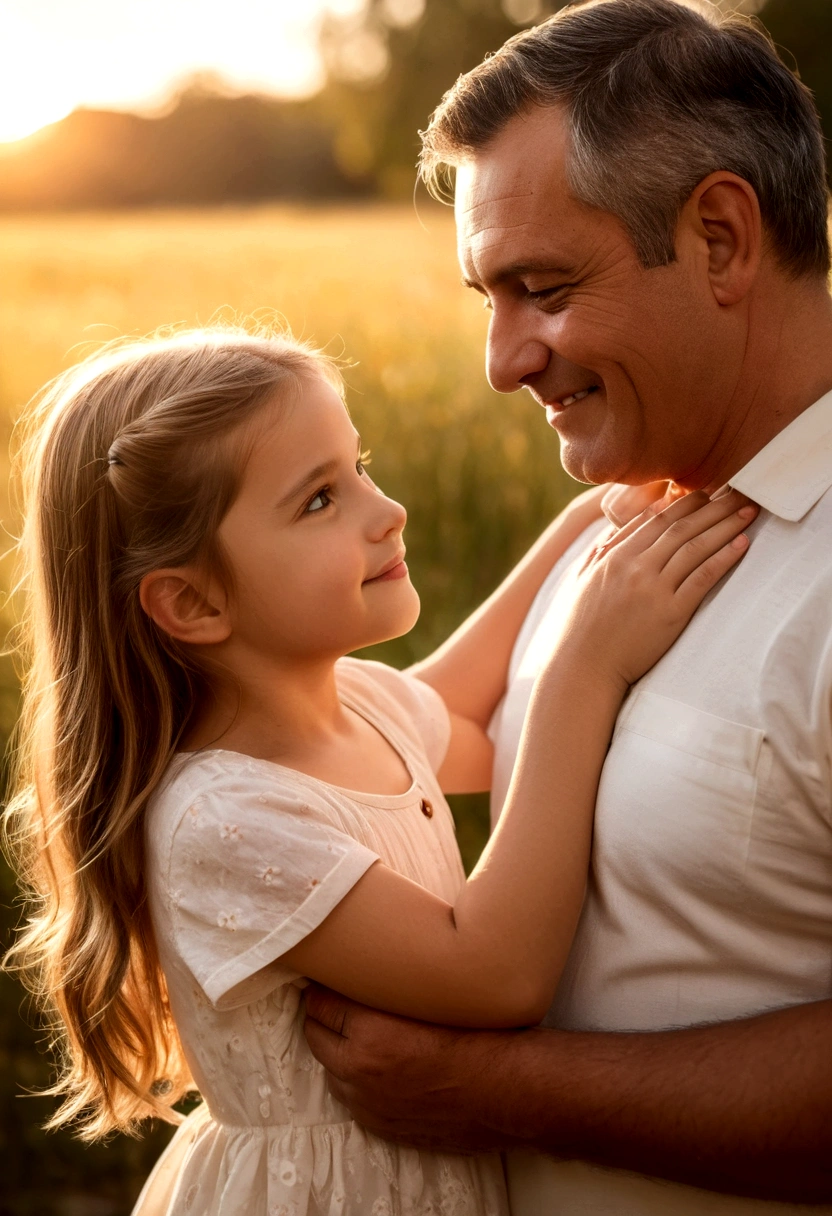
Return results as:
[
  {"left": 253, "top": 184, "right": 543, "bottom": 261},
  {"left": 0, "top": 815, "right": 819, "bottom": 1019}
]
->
[
  {"left": 0, "top": 0, "right": 356, "bottom": 146},
  {"left": 0, "top": 95, "right": 74, "bottom": 144},
  {"left": 0, "top": 5, "right": 74, "bottom": 142}
]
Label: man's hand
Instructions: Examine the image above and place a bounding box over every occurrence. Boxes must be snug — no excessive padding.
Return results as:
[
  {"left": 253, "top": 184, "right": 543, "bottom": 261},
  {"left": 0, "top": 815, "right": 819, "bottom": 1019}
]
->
[
  {"left": 305, "top": 985, "right": 832, "bottom": 1202},
  {"left": 303, "top": 985, "right": 518, "bottom": 1153}
]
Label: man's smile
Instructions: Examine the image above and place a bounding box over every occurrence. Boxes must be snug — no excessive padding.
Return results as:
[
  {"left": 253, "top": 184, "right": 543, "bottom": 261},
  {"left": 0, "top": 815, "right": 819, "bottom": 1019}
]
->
[
  {"left": 559, "top": 385, "right": 601, "bottom": 408},
  {"left": 537, "top": 383, "right": 602, "bottom": 423}
]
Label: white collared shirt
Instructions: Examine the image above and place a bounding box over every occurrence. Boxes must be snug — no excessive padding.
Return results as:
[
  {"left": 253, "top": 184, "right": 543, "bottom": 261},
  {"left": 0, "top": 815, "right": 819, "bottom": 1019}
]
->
[{"left": 490, "top": 390, "right": 832, "bottom": 1214}]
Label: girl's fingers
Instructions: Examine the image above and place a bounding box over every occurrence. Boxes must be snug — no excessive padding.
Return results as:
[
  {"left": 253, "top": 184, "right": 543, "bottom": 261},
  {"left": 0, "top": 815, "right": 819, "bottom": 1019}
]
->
[
  {"left": 589, "top": 488, "right": 711, "bottom": 562},
  {"left": 674, "top": 531, "right": 751, "bottom": 611},
  {"left": 661, "top": 501, "right": 758, "bottom": 589},
  {"left": 643, "top": 488, "right": 755, "bottom": 569},
  {"left": 587, "top": 487, "right": 756, "bottom": 581}
]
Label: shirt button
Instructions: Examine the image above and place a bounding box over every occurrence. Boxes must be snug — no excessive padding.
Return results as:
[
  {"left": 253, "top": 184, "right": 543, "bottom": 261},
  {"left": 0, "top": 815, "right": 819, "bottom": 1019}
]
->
[{"left": 420, "top": 799, "right": 433, "bottom": 818}]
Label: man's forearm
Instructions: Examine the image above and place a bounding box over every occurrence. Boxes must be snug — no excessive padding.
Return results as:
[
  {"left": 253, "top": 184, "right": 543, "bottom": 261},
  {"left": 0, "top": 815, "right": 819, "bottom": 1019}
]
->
[{"left": 486, "top": 1000, "right": 832, "bottom": 1203}]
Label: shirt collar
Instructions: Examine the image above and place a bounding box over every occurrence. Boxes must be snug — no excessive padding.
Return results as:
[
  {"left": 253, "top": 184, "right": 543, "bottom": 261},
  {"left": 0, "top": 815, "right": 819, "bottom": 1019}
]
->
[{"left": 729, "top": 388, "right": 832, "bottom": 521}]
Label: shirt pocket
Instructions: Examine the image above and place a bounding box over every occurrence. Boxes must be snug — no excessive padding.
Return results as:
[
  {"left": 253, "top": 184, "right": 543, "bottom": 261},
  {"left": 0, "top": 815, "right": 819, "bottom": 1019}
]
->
[{"left": 596, "top": 690, "right": 765, "bottom": 899}]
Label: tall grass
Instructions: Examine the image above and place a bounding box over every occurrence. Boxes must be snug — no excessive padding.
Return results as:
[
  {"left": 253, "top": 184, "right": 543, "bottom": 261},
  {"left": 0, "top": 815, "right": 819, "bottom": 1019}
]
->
[{"left": 0, "top": 203, "right": 580, "bottom": 1216}]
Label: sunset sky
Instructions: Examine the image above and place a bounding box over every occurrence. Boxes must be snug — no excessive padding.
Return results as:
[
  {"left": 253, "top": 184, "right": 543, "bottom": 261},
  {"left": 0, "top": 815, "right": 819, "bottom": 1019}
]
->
[{"left": 0, "top": 0, "right": 363, "bottom": 143}]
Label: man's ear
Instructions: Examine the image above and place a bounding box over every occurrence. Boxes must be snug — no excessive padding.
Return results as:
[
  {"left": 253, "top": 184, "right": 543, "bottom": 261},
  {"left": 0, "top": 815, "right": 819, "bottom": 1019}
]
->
[
  {"left": 139, "top": 568, "right": 230, "bottom": 645},
  {"left": 680, "top": 171, "right": 762, "bottom": 307}
]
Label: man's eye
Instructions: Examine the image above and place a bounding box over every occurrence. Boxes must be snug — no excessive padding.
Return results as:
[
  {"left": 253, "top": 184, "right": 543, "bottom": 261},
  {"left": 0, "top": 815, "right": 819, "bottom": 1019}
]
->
[
  {"left": 306, "top": 487, "right": 332, "bottom": 513},
  {"left": 527, "top": 285, "right": 571, "bottom": 303}
]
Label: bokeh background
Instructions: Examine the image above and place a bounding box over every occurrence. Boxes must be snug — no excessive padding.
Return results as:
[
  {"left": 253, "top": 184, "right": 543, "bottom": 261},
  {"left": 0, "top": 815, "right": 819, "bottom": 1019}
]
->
[{"left": 0, "top": 1, "right": 828, "bottom": 1211}]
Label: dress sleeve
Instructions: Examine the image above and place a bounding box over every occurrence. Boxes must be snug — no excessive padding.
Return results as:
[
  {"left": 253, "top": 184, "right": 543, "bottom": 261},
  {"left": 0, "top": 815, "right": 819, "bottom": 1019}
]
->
[
  {"left": 167, "top": 772, "right": 379, "bottom": 1010},
  {"left": 341, "top": 658, "right": 452, "bottom": 773}
]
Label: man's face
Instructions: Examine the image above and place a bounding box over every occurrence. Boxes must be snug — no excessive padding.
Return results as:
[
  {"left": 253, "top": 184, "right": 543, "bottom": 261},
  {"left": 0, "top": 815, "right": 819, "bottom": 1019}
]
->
[{"left": 455, "top": 105, "right": 744, "bottom": 486}]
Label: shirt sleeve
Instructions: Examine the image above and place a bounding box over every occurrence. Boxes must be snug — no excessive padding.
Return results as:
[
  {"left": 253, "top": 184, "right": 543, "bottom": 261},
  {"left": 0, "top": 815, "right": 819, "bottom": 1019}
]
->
[
  {"left": 342, "top": 658, "right": 452, "bottom": 773},
  {"left": 167, "top": 773, "right": 379, "bottom": 1010}
]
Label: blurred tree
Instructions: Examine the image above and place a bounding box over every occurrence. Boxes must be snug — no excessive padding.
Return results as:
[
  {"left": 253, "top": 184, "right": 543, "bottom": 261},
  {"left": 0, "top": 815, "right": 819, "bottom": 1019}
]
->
[
  {"left": 0, "top": 78, "right": 362, "bottom": 212},
  {"left": 756, "top": 0, "right": 832, "bottom": 148},
  {"left": 317, "top": 0, "right": 571, "bottom": 196}
]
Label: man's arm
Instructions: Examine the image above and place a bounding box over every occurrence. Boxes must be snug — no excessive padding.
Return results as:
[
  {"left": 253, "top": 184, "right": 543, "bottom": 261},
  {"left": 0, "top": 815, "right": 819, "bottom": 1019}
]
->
[{"left": 304, "top": 988, "right": 832, "bottom": 1204}]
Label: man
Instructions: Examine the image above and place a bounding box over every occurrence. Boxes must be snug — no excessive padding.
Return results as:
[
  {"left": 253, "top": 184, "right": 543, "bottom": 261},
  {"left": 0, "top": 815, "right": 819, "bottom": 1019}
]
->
[{"left": 305, "top": 0, "right": 832, "bottom": 1208}]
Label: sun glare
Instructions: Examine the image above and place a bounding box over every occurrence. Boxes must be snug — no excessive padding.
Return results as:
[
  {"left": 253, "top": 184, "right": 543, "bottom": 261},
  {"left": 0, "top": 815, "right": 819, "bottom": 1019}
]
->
[
  {"left": 0, "top": 6, "right": 76, "bottom": 142},
  {"left": 0, "top": 101, "right": 74, "bottom": 145},
  {"left": 0, "top": 0, "right": 361, "bottom": 146}
]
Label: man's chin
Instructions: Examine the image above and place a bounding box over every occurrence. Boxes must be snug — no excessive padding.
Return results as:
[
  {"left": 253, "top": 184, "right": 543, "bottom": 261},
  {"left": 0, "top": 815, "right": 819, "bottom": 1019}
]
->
[{"left": 557, "top": 441, "right": 621, "bottom": 487}]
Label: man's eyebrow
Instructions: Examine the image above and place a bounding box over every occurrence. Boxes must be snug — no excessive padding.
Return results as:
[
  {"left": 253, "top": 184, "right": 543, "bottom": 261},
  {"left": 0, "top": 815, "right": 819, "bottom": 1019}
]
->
[
  {"left": 462, "top": 259, "right": 577, "bottom": 290},
  {"left": 275, "top": 435, "right": 362, "bottom": 511}
]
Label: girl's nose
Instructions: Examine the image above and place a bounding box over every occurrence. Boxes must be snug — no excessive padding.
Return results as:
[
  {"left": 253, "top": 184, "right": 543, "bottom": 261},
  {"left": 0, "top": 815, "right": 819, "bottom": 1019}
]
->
[{"left": 367, "top": 484, "right": 407, "bottom": 540}]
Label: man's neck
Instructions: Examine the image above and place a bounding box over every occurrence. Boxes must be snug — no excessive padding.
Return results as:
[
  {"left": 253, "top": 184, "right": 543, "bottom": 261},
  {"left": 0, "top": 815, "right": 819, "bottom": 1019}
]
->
[{"left": 680, "top": 276, "right": 832, "bottom": 494}]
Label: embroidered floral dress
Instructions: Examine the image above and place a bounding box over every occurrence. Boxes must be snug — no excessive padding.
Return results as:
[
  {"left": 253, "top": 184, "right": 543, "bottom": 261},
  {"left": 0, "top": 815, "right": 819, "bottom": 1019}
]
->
[{"left": 134, "top": 658, "right": 509, "bottom": 1216}]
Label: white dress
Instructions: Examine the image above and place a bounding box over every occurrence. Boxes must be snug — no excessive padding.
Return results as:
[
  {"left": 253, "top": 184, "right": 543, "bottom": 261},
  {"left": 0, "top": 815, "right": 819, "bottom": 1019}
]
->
[{"left": 134, "top": 658, "right": 509, "bottom": 1216}]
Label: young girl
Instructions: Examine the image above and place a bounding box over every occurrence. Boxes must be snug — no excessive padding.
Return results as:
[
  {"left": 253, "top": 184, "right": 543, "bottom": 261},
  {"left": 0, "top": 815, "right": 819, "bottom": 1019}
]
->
[{"left": 4, "top": 326, "right": 754, "bottom": 1216}]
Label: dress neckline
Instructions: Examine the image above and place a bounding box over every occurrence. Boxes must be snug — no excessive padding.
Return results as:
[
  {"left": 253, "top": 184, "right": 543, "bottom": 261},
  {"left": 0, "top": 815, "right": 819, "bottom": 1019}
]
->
[{"left": 174, "top": 681, "right": 421, "bottom": 810}]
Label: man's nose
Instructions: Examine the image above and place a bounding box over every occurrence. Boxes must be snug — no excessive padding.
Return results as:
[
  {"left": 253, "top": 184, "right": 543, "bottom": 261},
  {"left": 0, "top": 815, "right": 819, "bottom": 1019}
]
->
[{"left": 485, "top": 307, "right": 551, "bottom": 394}]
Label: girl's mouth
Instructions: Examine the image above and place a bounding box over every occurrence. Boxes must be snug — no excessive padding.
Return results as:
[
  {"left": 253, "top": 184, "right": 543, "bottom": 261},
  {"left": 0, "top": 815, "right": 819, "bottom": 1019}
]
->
[{"left": 364, "top": 556, "right": 408, "bottom": 583}]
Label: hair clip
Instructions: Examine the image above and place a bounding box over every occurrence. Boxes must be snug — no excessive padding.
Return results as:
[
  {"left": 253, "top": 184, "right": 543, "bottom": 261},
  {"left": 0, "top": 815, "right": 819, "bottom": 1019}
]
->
[{"left": 107, "top": 452, "right": 123, "bottom": 466}]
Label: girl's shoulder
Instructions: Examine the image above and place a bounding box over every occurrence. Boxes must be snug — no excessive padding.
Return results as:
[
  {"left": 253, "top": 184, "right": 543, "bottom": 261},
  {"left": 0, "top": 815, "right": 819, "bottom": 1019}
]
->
[
  {"left": 147, "top": 749, "right": 316, "bottom": 846},
  {"left": 335, "top": 657, "right": 451, "bottom": 772},
  {"left": 144, "top": 749, "right": 380, "bottom": 1011}
]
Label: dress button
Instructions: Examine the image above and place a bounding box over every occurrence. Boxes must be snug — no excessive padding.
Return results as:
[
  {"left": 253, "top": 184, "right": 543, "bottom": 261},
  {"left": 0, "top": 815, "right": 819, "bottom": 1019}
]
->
[{"left": 420, "top": 799, "right": 433, "bottom": 818}]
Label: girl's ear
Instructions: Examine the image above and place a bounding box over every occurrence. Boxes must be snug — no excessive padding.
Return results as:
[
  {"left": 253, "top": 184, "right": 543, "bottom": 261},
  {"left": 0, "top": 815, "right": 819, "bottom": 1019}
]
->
[{"left": 139, "top": 569, "right": 230, "bottom": 645}]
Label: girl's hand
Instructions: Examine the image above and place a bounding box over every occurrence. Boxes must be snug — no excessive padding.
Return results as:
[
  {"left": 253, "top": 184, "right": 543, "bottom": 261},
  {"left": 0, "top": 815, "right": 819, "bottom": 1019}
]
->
[{"left": 551, "top": 488, "right": 758, "bottom": 695}]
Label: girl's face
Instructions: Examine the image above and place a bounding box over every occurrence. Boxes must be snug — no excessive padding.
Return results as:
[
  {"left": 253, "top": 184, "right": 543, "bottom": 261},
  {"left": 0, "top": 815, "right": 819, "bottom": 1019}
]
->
[{"left": 215, "top": 377, "right": 420, "bottom": 664}]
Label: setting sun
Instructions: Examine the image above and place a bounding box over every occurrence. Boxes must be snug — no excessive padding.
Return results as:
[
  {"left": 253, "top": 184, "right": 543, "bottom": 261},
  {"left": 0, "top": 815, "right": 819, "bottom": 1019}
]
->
[
  {"left": 0, "top": 103, "right": 74, "bottom": 146},
  {"left": 0, "top": 7, "right": 74, "bottom": 140},
  {"left": 0, "top": 0, "right": 359, "bottom": 144}
]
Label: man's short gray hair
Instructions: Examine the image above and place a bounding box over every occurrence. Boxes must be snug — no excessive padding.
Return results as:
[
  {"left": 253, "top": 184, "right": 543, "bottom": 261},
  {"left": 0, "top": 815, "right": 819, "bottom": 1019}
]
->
[{"left": 419, "top": 0, "right": 830, "bottom": 279}]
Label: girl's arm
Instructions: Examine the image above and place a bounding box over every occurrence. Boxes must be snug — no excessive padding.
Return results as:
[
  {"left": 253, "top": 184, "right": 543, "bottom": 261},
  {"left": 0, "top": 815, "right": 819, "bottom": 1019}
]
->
[
  {"left": 284, "top": 491, "right": 756, "bottom": 1029},
  {"left": 410, "top": 484, "right": 609, "bottom": 792},
  {"left": 409, "top": 483, "right": 607, "bottom": 725}
]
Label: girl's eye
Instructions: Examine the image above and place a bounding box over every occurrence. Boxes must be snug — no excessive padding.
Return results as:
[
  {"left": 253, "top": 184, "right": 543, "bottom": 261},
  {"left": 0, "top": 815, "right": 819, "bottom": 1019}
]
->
[
  {"left": 357, "top": 448, "right": 372, "bottom": 475},
  {"left": 306, "top": 487, "right": 332, "bottom": 514}
]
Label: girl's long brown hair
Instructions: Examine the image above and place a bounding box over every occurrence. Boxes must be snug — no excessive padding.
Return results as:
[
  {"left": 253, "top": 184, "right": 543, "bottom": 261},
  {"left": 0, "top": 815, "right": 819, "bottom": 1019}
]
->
[{"left": 2, "top": 325, "right": 343, "bottom": 1138}]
